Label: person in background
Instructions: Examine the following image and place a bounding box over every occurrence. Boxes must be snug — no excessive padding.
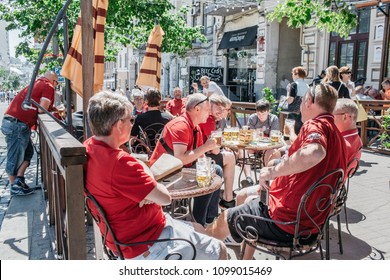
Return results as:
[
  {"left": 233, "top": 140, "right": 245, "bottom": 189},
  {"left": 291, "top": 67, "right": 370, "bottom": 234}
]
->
[
  {"left": 199, "top": 94, "right": 236, "bottom": 209},
  {"left": 206, "top": 84, "right": 347, "bottom": 259},
  {"left": 130, "top": 88, "right": 172, "bottom": 149},
  {"left": 191, "top": 82, "right": 199, "bottom": 94},
  {"left": 339, "top": 66, "right": 356, "bottom": 99},
  {"left": 333, "top": 98, "right": 363, "bottom": 162},
  {"left": 240, "top": 99, "right": 279, "bottom": 188},
  {"left": 380, "top": 79, "right": 390, "bottom": 108},
  {"left": 165, "top": 87, "right": 186, "bottom": 117},
  {"left": 115, "top": 85, "right": 125, "bottom": 96},
  {"left": 200, "top": 76, "right": 224, "bottom": 97},
  {"left": 286, "top": 66, "right": 309, "bottom": 134},
  {"left": 131, "top": 88, "right": 146, "bottom": 116},
  {"left": 125, "top": 87, "right": 131, "bottom": 101},
  {"left": 310, "top": 70, "right": 326, "bottom": 86},
  {"left": 84, "top": 91, "right": 227, "bottom": 260},
  {"left": 149, "top": 93, "right": 223, "bottom": 226},
  {"left": 1, "top": 71, "right": 57, "bottom": 196},
  {"left": 322, "top": 65, "right": 350, "bottom": 99}
]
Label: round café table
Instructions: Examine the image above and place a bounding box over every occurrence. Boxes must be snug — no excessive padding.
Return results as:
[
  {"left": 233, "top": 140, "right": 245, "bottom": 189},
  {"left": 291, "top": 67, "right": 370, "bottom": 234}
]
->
[
  {"left": 223, "top": 138, "right": 284, "bottom": 188},
  {"left": 160, "top": 168, "right": 222, "bottom": 220}
]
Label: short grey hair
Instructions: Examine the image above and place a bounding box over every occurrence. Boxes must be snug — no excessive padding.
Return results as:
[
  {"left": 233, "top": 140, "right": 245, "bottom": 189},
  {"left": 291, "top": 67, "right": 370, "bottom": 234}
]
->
[
  {"left": 87, "top": 91, "right": 133, "bottom": 136},
  {"left": 185, "top": 93, "right": 209, "bottom": 111},
  {"left": 334, "top": 98, "right": 358, "bottom": 122},
  {"left": 209, "top": 94, "right": 230, "bottom": 107}
]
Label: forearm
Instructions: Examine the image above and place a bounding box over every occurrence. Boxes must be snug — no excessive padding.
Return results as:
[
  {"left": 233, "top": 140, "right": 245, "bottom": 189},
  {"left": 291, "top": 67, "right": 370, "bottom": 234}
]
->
[{"left": 174, "top": 145, "right": 209, "bottom": 165}]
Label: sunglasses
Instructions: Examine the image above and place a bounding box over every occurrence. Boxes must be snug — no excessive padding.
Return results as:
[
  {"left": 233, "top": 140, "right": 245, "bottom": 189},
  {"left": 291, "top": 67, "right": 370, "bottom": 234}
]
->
[
  {"left": 342, "top": 71, "right": 352, "bottom": 74},
  {"left": 194, "top": 96, "right": 209, "bottom": 108}
]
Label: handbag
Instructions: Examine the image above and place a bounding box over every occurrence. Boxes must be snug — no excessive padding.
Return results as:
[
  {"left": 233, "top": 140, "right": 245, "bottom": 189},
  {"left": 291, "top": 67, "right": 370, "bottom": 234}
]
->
[
  {"left": 287, "top": 96, "right": 302, "bottom": 114},
  {"left": 356, "top": 99, "right": 368, "bottom": 122}
]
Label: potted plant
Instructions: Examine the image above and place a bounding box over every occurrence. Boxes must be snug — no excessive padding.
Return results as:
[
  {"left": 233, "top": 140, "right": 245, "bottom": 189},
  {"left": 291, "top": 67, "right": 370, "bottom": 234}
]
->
[{"left": 379, "top": 109, "right": 390, "bottom": 150}]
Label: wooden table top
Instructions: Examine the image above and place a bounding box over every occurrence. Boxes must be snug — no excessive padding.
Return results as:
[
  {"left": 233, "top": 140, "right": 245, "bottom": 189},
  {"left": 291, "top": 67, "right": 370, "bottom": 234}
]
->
[{"left": 160, "top": 168, "right": 222, "bottom": 199}]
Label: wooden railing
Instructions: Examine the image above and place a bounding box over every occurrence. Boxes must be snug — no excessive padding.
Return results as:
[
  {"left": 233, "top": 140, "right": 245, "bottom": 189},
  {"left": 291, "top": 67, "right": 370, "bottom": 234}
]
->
[
  {"left": 38, "top": 114, "right": 87, "bottom": 259},
  {"left": 161, "top": 99, "right": 390, "bottom": 153}
]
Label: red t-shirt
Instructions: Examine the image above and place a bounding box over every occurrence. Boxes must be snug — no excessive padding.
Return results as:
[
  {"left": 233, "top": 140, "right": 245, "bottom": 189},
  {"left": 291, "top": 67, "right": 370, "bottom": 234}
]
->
[
  {"left": 5, "top": 77, "right": 55, "bottom": 127},
  {"left": 166, "top": 98, "right": 186, "bottom": 116},
  {"left": 268, "top": 114, "right": 347, "bottom": 235},
  {"left": 84, "top": 137, "right": 165, "bottom": 258},
  {"left": 199, "top": 115, "right": 216, "bottom": 143},
  {"left": 342, "top": 128, "right": 362, "bottom": 163},
  {"left": 149, "top": 112, "right": 203, "bottom": 166}
]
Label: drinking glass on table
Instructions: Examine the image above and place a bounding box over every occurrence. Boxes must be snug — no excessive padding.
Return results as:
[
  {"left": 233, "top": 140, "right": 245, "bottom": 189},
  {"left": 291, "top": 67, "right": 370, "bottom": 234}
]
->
[
  {"left": 270, "top": 130, "right": 282, "bottom": 144},
  {"left": 196, "top": 157, "right": 215, "bottom": 188}
]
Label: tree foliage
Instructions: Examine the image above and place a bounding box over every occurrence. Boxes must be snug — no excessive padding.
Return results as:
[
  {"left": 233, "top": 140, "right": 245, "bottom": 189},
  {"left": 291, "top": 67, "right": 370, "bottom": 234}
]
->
[
  {"left": 0, "top": 0, "right": 207, "bottom": 68},
  {"left": 0, "top": 66, "right": 21, "bottom": 91},
  {"left": 266, "top": 0, "right": 357, "bottom": 38}
]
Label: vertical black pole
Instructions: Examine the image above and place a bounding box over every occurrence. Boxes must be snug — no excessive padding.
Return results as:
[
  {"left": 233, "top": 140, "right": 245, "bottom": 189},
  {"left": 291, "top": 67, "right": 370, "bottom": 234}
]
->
[{"left": 63, "top": 13, "right": 73, "bottom": 133}]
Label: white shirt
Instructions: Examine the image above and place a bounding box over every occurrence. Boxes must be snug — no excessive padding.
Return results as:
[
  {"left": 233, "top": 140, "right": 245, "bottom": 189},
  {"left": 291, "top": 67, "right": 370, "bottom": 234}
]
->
[{"left": 204, "top": 81, "right": 224, "bottom": 97}]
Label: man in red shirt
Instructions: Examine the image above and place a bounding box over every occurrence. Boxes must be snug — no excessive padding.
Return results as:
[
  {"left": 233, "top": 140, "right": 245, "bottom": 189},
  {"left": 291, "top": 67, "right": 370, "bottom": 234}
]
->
[
  {"left": 165, "top": 87, "right": 186, "bottom": 116},
  {"left": 199, "top": 94, "right": 236, "bottom": 209},
  {"left": 333, "top": 98, "right": 363, "bottom": 162},
  {"left": 1, "top": 71, "right": 57, "bottom": 196},
  {"left": 84, "top": 91, "right": 226, "bottom": 259},
  {"left": 150, "top": 93, "right": 222, "bottom": 226},
  {"left": 206, "top": 84, "right": 347, "bottom": 259}
]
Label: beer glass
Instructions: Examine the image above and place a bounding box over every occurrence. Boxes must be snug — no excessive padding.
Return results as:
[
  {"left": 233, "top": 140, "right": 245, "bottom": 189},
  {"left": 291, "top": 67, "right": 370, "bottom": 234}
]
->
[
  {"left": 270, "top": 130, "right": 282, "bottom": 144},
  {"left": 211, "top": 130, "right": 222, "bottom": 146},
  {"left": 196, "top": 157, "right": 215, "bottom": 188},
  {"left": 283, "top": 119, "right": 295, "bottom": 140}
]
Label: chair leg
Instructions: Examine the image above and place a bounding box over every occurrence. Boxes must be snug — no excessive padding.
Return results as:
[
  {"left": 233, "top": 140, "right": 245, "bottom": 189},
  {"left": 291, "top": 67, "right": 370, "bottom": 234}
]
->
[
  {"left": 325, "top": 219, "right": 330, "bottom": 260},
  {"left": 344, "top": 203, "right": 351, "bottom": 235},
  {"left": 35, "top": 152, "right": 40, "bottom": 186},
  {"left": 337, "top": 214, "right": 343, "bottom": 254},
  {"left": 239, "top": 242, "right": 247, "bottom": 260}
]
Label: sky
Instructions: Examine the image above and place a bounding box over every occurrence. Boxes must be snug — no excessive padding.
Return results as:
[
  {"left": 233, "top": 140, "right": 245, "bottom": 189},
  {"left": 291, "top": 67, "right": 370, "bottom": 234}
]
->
[{"left": 8, "top": 29, "right": 23, "bottom": 58}]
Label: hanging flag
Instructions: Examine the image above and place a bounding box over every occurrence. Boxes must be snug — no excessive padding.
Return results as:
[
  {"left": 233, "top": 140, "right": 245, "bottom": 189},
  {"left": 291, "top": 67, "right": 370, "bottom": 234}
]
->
[
  {"left": 61, "top": 0, "right": 108, "bottom": 96},
  {"left": 136, "top": 24, "right": 165, "bottom": 91}
]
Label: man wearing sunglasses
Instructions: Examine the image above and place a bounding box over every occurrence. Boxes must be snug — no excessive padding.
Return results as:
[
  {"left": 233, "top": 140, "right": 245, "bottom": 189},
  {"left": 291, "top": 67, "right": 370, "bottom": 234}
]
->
[
  {"left": 1, "top": 71, "right": 57, "bottom": 196},
  {"left": 150, "top": 93, "right": 223, "bottom": 226}
]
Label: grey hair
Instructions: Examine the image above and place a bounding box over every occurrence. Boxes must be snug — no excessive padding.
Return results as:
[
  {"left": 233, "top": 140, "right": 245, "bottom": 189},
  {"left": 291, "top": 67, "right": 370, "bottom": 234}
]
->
[
  {"left": 334, "top": 98, "right": 358, "bottom": 122},
  {"left": 87, "top": 91, "right": 133, "bottom": 136},
  {"left": 185, "top": 93, "right": 208, "bottom": 111},
  {"left": 209, "top": 94, "right": 230, "bottom": 107}
]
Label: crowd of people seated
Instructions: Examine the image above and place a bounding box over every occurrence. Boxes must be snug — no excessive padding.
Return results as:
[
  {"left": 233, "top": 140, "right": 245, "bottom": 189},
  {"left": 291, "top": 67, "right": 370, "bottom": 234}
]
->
[{"left": 80, "top": 70, "right": 371, "bottom": 260}]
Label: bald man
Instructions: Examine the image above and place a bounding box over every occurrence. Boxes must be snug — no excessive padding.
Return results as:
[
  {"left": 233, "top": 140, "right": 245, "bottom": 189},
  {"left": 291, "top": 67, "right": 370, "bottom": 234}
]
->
[{"left": 1, "top": 71, "right": 57, "bottom": 196}]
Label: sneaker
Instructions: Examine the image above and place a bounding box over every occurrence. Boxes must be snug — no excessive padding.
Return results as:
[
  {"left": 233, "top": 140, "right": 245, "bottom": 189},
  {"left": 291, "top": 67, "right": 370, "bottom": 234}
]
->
[
  {"left": 11, "top": 178, "right": 34, "bottom": 196},
  {"left": 240, "top": 177, "right": 255, "bottom": 188},
  {"left": 219, "top": 198, "right": 236, "bottom": 209},
  {"left": 224, "top": 235, "right": 240, "bottom": 247}
]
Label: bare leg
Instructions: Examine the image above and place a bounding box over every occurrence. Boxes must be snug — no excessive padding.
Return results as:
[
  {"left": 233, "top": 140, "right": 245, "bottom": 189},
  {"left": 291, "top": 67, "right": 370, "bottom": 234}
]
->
[
  {"left": 8, "top": 175, "right": 17, "bottom": 185},
  {"left": 221, "top": 151, "right": 235, "bottom": 201},
  {"left": 191, "top": 221, "right": 228, "bottom": 260},
  {"left": 16, "top": 161, "right": 30, "bottom": 178},
  {"left": 205, "top": 210, "right": 230, "bottom": 241}
]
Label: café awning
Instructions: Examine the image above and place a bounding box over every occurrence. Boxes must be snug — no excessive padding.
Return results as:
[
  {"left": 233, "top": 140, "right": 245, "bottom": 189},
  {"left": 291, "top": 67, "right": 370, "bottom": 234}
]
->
[{"left": 218, "top": 25, "right": 257, "bottom": 50}]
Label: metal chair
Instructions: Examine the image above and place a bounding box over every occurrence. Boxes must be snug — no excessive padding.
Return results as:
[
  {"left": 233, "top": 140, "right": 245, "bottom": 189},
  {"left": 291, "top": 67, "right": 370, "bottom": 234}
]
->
[
  {"left": 326, "top": 150, "right": 361, "bottom": 259},
  {"left": 138, "top": 122, "right": 165, "bottom": 152},
  {"left": 234, "top": 168, "right": 344, "bottom": 260},
  {"left": 84, "top": 188, "right": 196, "bottom": 260}
]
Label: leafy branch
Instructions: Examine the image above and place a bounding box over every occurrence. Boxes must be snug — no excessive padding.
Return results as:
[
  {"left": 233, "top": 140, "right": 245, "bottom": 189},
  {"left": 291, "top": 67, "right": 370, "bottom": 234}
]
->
[{"left": 266, "top": 0, "right": 357, "bottom": 38}]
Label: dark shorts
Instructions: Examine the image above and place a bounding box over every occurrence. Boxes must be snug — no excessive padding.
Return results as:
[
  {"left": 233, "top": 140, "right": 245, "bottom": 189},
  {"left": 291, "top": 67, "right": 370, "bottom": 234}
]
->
[
  {"left": 227, "top": 197, "right": 294, "bottom": 243},
  {"left": 206, "top": 152, "right": 224, "bottom": 167}
]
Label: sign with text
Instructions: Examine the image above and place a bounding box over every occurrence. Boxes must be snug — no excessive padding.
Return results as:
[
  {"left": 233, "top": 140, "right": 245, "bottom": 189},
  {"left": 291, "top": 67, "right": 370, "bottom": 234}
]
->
[{"left": 189, "top": 66, "right": 224, "bottom": 94}]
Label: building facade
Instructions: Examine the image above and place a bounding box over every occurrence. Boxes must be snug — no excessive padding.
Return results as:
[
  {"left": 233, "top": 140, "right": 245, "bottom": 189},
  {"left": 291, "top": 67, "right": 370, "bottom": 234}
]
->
[{"left": 106, "top": 0, "right": 390, "bottom": 101}]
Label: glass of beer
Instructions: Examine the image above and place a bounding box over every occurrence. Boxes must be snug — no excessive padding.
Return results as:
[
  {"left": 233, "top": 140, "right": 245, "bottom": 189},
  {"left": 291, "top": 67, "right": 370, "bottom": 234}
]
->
[
  {"left": 270, "top": 130, "right": 282, "bottom": 144},
  {"left": 223, "top": 127, "right": 232, "bottom": 142},
  {"left": 211, "top": 130, "right": 222, "bottom": 146},
  {"left": 231, "top": 127, "right": 240, "bottom": 142},
  {"left": 196, "top": 158, "right": 213, "bottom": 188}
]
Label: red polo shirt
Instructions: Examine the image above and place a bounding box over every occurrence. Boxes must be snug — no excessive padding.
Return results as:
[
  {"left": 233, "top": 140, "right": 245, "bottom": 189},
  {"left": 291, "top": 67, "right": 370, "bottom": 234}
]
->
[
  {"left": 199, "top": 115, "right": 216, "bottom": 143},
  {"left": 166, "top": 98, "right": 186, "bottom": 116},
  {"left": 5, "top": 77, "right": 55, "bottom": 127},
  {"left": 268, "top": 114, "right": 347, "bottom": 235},
  {"left": 342, "top": 128, "right": 362, "bottom": 162},
  {"left": 149, "top": 112, "right": 203, "bottom": 166},
  {"left": 84, "top": 137, "right": 165, "bottom": 258}
]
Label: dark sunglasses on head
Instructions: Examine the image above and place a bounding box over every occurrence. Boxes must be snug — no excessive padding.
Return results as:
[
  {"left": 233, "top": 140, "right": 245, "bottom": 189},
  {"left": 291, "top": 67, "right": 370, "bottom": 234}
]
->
[{"left": 194, "top": 96, "right": 209, "bottom": 108}]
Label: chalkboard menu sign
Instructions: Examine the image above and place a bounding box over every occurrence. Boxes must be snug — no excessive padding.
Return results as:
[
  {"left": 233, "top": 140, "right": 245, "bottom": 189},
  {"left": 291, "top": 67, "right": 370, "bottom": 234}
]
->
[{"left": 189, "top": 66, "right": 224, "bottom": 94}]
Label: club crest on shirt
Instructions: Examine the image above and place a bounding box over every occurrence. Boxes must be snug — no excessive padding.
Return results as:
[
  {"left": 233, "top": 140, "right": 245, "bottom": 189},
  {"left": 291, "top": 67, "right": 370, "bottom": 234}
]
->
[{"left": 307, "top": 132, "right": 321, "bottom": 140}]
